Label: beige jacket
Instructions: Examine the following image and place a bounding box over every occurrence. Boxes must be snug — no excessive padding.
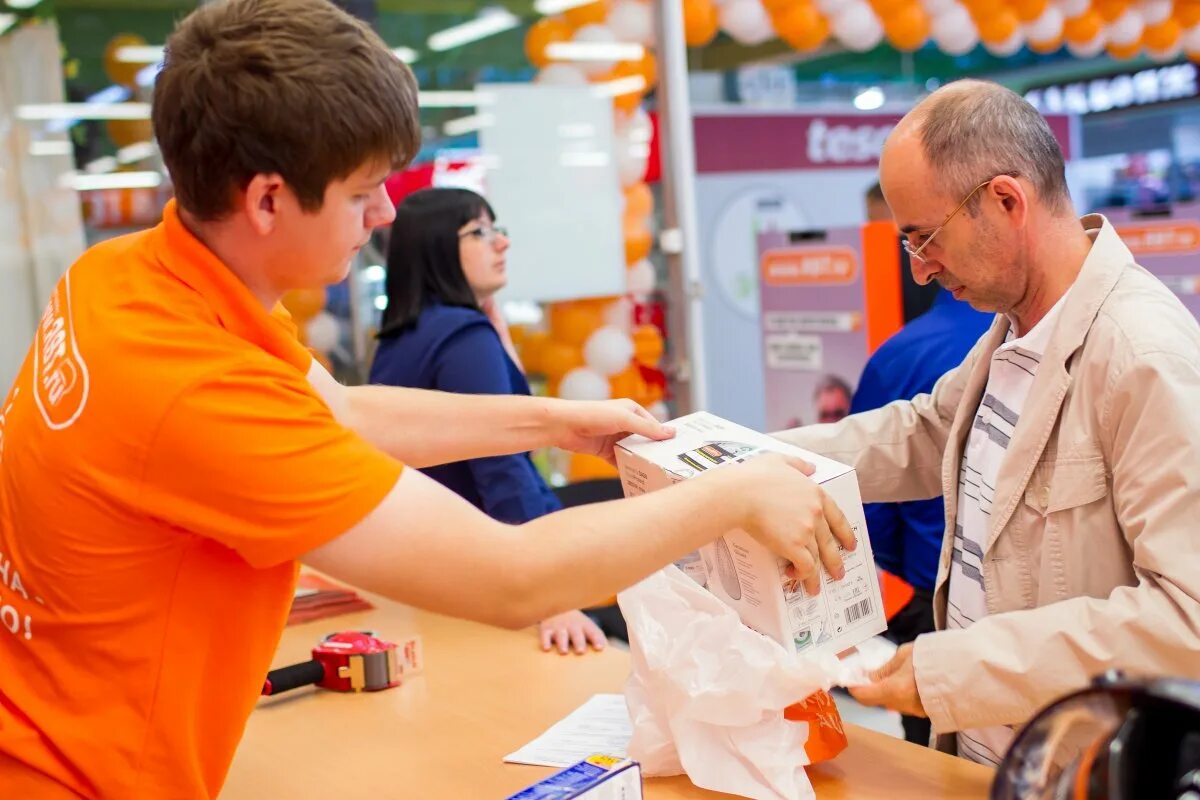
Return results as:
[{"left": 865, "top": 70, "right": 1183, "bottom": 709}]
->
[{"left": 777, "top": 215, "right": 1200, "bottom": 753}]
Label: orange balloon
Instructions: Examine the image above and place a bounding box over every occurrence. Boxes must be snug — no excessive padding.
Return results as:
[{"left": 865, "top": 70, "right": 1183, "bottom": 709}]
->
[
  {"left": 281, "top": 288, "right": 326, "bottom": 322},
  {"left": 548, "top": 302, "right": 604, "bottom": 347},
  {"left": 1175, "top": 1, "right": 1200, "bottom": 28},
  {"left": 961, "top": 0, "right": 1004, "bottom": 20},
  {"left": 568, "top": 452, "right": 619, "bottom": 482},
  {"left": 869, "top": 0, "right": 910, "bottom": 18},
  {"left": 762, "top": 0, "right": 799, "bottom": 12},
  {"left": 104, "top": 34, "right": 148, "bottom": 88},
  {"left": 1028, "top": 33, "right": 1063, "bottom": 53},
  {"left": 640, "top": 381, "right": 665, "bottom": 405},
  {"left": 624, "top": 182, "right": 654, "bottom": 221},
  {"left": 525, "top": 16, "right": 574, "bottom": 68},
  {"left": 539, "top": 340, "right": 585, "bottom": 379},
  {"left": 1106, "top": 38, "right": 1142, "bottom": 59},
  {"left": 564, "top": 0, "right": 610, "bottom": 27},
  {"left": 774, "top": 2, "right": 831, "bottom": 51},
  {"left": 1093, "top": 0, "right": 1129, "bottom": 22},
  {"left": 683, "top": 0, "right": 720, "bottom": 45},
  {"left": 606, "top": 58, "right": 651, "bottom": 114},
  {"left": 1063, "top": 10, "right": 1103, "bottom": 43},
  {"left": 1012, "top": 0, "right": 1048, "bottom": 23},
  {"left": 1143, "top": 17, "right": 1181, "bottom": 51},
  {"left": 609, "top": 365, "right": 645, "bottom": 399},
  {"left": 882, "top": 3, "right": 930, "bottom": 51},
  {"left": 624, "top": 217, "right": 653, "bottom": 265},
  {"left": 977, "top": 8, "right": 1019, "bottom": 43},
  {"left": 518, "top": 330, "right": 550, "bottom": 374},
  {"left": 632, "top": 324, "right": 664, "bottom": 367}
]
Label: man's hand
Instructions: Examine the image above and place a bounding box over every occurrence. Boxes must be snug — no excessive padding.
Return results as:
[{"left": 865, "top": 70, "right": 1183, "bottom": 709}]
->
[
  {"left": 548, "top": 398, "right": 673, "bottom": 463},
  {"left": 848, "top": 643, "right": 927, "bottom": 718},
  {"left": 538, "top": 609, "right": 608, "bottom": 655}
]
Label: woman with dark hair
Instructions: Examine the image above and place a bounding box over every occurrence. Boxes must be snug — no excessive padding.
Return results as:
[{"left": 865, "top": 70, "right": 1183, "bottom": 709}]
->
[{"left": 370, "top": 187, "right": 607, "bottom": 656}]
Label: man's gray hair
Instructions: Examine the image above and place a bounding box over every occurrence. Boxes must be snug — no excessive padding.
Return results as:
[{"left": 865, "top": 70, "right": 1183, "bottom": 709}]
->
[{"left": 913, "top": 80, "right": 1071, "bottom": 214}]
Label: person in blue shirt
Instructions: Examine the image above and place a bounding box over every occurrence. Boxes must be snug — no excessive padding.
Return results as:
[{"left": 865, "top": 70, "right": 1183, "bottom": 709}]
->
[
  {"left": 370, "top": 187, "right": 606, "bottom": 656},
  {"left": 850, "top": 283, "right": 993, "bottom": 744}
]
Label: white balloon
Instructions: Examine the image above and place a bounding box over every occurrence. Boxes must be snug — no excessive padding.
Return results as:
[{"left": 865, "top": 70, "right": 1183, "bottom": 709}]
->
[
  {"left": 306, "top": 311, "right": 340, "bottom": 353},
  {"left": 1056, "top": 0, "right": 1091, "bottom": 18},
  {"left": 932, "top": 6, "right": 978, "bottom": 55},
  {"left": 718, "top": 0, "right": 776, "bottom": 45},
  {"left": 627, "top": 258, "right": 656, "bottom": 298},
  {"left": 648, "top": 401, "right": 670, "bottom": 423},
  {"left": 1026, "top": 5, "right": 1064, "bottom": 43},
  {"left": 832, "top": 2, "right": 885, "bottom": 51},
  {"left": 1139, "top": 0, "right": 1172, "bottom": 25},
  {"left": 607, "top": 0, "right": 657, "bottom": 45},
  {"left": 1185, "top": 23, "right": 1200, "bottom": 53},
  {"left": 1107, "top": 9, "right": 1145, "bottom": 45},
  {"left": 583, "top": 326, "right": 636, "bottom": 376},
  {"left": 984, "top": 28, "right": 1025, "bottom": 55},
  {"left": 1147, "top": 40, "right": 1183, "bottom": 60},
  {"left": 1066, "top": 31, "right": 1107, "bottom": 57},
  {"left": 616, "top": 138, "right": 650, "bottom": 187},
  {"left": 536, "top": 63, "right": 588, "bottom": 86},
  {"left": 603, "top": 297, "right": 634, "bottom": 332},
  {"left": 559, "top": 367, "right": 612, "bottom": 401},
  {"left": 815, "top": 0, "right": 852, "bottom": 14},
  {"left": 920, "top": 0, "right": 956, "bottom": 15},
  {"left": 573, "top": 24, "right": 619, "bottom": 78}
]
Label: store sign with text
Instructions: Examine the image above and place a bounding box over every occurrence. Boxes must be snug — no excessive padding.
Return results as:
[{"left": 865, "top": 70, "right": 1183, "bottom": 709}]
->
[{"left": 1025, "top": 63, "right": 1198, "bottom": 116}]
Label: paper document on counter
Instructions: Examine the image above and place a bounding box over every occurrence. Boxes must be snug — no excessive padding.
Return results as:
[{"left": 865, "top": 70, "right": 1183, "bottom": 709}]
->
[{"left": 504, "top": 694, "right": 632, "bottom": 768}]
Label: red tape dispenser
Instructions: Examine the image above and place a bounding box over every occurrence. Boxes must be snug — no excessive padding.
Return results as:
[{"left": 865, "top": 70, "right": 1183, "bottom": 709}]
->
[{"left": 261, "top": 631, "right": 402, "bottom": 696}]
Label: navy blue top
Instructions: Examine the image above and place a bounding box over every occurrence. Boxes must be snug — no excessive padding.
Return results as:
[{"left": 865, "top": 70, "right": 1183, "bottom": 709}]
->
[
  {"left": 369, "top": 302, "right": 562, "bottom": 524},
  {"left": 849, "top": 289, "right": 994, "bottom": 592}
]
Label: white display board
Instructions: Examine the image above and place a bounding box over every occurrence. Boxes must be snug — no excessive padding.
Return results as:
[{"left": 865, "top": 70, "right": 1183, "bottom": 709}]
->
[{"left": 478, "top": 83, "right": 626, "bottom": 304}]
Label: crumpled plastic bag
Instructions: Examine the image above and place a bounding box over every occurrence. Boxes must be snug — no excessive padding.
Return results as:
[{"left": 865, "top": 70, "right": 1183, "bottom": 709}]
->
[{"left": 617, "top": 565, "right": 865, "bottom": 800}]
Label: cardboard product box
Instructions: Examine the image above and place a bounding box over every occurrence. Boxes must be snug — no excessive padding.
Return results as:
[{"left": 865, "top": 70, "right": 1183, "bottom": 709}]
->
[
  {"left": 504, "top": 755, "right": 642, "bottom": 800},
  {"left": 616, "top": 411, "right": 886, "bottom": 657}
]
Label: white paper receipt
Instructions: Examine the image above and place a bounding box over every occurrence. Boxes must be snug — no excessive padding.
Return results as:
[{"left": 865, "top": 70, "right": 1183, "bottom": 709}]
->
[{"left": 503, "top": 694, "right": 633, "bottom": 768}]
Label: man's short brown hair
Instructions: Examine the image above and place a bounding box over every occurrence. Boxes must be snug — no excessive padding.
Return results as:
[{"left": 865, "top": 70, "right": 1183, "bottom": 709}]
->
[{"left": 153, "top": 0, "right": 420, "bottom": 221}]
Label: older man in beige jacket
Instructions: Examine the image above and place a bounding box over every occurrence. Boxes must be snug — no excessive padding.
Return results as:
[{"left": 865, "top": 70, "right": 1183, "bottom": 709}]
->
[{"left": 777, "top": 80, "right": 1200, "bottom": 765}]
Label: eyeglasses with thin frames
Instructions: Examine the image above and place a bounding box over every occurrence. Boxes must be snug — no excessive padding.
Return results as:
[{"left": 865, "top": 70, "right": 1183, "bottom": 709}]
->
[
  {"left": 459, "top": 225, "right": 509, "bottom": 244},
  {"left": 902, "top": 176, "right": 1008, "bottom": 264}
]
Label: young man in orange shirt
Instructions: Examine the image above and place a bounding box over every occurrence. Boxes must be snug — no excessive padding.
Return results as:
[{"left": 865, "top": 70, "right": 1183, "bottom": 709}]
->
[{"left": 0, "top": 1, "right": 854, "bottom": 797}]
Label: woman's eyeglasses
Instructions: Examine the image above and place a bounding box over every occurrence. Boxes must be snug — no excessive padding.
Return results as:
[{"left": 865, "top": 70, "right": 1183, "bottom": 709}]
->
[{"left": 459, "top": 225, "right": 509, "bottom": 244}]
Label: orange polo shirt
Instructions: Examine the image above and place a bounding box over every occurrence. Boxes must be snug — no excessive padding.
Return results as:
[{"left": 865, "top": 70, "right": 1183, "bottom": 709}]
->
[{"left": 0, "top": 201, "right": 403, "bottom": 798}]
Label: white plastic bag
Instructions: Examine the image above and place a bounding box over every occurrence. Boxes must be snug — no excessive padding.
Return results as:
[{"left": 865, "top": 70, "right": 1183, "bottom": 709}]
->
[{"left": 618, "top": 566, "right": 861, "bottom": 800}]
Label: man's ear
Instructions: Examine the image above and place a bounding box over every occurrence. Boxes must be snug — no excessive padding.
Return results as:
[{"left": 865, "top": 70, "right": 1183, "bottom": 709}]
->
[{"left": 242, "top": 173, "right": 287, "bottom": 236}]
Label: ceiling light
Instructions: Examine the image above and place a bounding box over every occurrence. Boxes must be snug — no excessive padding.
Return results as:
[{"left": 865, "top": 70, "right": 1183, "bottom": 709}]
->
[
  {"left": 84, "top": 156, "right": 118, "bottom": 174},
  {"left": 18, "top": 103, "right": 151, "bottom": 121},
  {"left": 6, "top": 0, "right": 42, "bottom": 8},
  {"left": 853, "top": 86, "right": 885, "bottom": 111},
  {"left": 0, "top": 14, "right": 16, "bottom": 35},
  {"left": 428, "top": 7, "right": 519, "bottom": 52},
  {"left": 592, "top": 75, "right": 647, "bottom": 98},
  {"left": 545, "top": 41, "right": 645, "bottom": 62},
  {"left": 443, "top": 112, "right": 495, "bottom": 137},
  {"left": 60, "top": 171, "right": 163, "bottom": 192},
  {"left": 533, "top": 0, "right": 593, "bottom": 13},
  {"left": 116, "top": 141, "right": 158, "bottom": 164},
  {"left": 418, "top": 90, "right": 496, "bottom": 108},
  {"left": 29, "top": 140, "right": 72, "bottom": 157},
  {"left": 392, "top": 46, "right": 418, "bottom": 63},
  {"left": 114, "top": 45, "right": 165, "bottom": 64}
]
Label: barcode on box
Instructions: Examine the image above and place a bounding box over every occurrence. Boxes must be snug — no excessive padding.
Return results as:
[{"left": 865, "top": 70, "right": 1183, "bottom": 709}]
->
[{"left": 845, "top": 598, "right": 872, "bottom": 624}]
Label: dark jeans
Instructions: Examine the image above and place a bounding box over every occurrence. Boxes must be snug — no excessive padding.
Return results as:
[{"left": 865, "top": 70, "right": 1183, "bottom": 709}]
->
[{"left": 884, "top": 587, "right": 935, "bottom": 746}]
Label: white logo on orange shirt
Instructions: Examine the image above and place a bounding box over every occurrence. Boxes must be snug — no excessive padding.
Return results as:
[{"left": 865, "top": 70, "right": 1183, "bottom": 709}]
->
[
  {"left": 32, "top": 272, "right": 90, "bottom": 430},
  {"left": 0, "top": 387, "right": 16, "bottom": 466}
]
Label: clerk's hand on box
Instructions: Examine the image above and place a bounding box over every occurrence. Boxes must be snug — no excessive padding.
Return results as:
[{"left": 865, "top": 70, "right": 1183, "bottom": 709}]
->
[
  {"left": 847, "top": 643, "right": 928, "bottom": 718},
  {"left": 723, "top": 453, "right": 857, "bottom": 597},
  {"left": 549, "top": 398, "right": 674, "bottom": 464},
  {"left": 538, "top": 609, "right": 607, "bottom": 655}
]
